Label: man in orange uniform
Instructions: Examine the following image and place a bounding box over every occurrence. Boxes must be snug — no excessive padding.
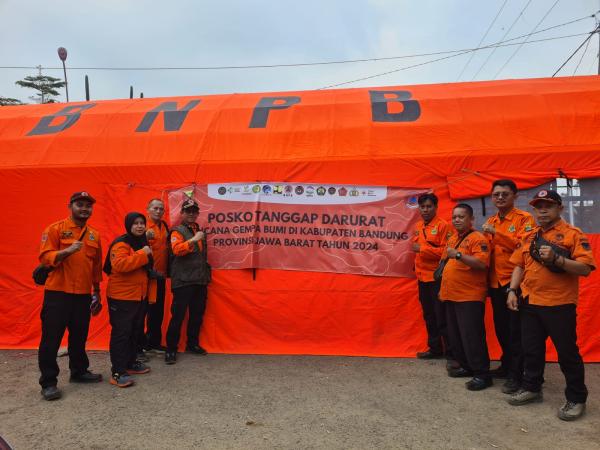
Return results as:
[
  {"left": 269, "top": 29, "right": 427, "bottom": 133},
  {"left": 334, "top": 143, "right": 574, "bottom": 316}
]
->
[
  {"left": 165, "top": 199, "right": 210, "bottom": 364},
  {"left": 37, "top": 192, "right": 103, "bottom": 400},
  {"left": 412, "top": 193, "right": 452, "bottom": 360},
  {"left": 482, "top": 180, "right": 534, "bottom": 393},
  {"left": 506, "top": 190, "right": 595, "bottom": 421},
  {"left": 142, "top": 198, "right": 170, "bottom": 353},
  {"left": 440, "top": 203, "right": 492, "bottom": 391}
]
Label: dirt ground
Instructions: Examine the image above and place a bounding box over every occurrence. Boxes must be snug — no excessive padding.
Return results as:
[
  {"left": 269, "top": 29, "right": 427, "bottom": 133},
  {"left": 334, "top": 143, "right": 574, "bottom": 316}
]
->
[{"left": 0, "top": 350, "right": 598, "bottom": 450}]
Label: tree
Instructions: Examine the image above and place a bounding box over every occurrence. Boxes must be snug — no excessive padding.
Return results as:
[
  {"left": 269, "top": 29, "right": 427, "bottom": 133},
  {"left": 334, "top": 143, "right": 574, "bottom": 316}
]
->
[
  {"left": 0, "top": 96, "right": 23, "bottom": 106},
  {"left": 15, "top": 75, "right": 65, "bottom": 104}
]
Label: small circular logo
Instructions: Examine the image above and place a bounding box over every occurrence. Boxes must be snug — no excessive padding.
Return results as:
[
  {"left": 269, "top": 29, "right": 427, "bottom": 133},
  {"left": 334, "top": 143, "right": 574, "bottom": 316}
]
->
[
  {"left": 328, "top": 187, "right": 336, "bottom": 195},
  {"left": 262, "top": 185, "right": 272, "bottom": 194},
  {"left": 252, "top": 185, "right": 261, "bottom": 193},
  {"left": 406, "top": 196, "right": 419, "bottom": 209},
  {"left": 295, "top": 186, "right": 304, "bottom": 195},
  {"left": 316, "top": 186, "right": 326, "bottom": 196},
  {"left": 538, "top": 190, "right": 548, "bottom": 198},
  {"left": 217, "top": 186, "right": 227, "bottom": 195}
]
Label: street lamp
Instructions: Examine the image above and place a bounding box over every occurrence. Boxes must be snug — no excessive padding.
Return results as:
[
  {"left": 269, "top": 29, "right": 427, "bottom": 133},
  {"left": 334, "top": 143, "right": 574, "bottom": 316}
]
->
[{"left": 57, "top": 47, "right": 69, "bottom": 102}]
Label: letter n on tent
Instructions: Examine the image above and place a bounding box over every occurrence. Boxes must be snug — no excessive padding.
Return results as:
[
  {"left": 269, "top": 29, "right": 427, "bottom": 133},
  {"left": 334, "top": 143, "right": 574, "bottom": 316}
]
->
[{"left": 135, "top": 100, "right": 201, "bottom": 132}]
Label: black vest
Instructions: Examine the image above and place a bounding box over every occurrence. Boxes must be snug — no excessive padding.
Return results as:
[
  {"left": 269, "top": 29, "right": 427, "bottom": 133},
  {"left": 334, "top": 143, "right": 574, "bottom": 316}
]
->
[{"left": 169, "top": 224, "right": 210, "bottom": 289}]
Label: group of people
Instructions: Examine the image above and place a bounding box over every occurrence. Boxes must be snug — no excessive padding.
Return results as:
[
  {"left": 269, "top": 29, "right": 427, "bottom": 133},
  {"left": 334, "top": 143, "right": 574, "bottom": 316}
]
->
[
  {"left": 37, "top": 192, "right": 211, "bottom": 398},
  {"left": 412, "top": 180, "right": 595, "bottom": 421},
  {"left": 35, "top": 183, "right": 595, "bottom": 422}
]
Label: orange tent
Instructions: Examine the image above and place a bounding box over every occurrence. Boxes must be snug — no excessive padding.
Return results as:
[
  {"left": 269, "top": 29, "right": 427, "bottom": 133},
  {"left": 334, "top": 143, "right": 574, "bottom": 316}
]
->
[{"left": 1, "top": 75, "right": 599, "bottom": 360}]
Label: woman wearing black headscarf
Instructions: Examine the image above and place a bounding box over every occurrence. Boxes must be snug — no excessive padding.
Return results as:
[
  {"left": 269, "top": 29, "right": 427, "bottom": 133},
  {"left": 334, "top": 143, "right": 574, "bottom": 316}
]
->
[{"left": 104, "top": 212, "right": 153, "bottom": 388}]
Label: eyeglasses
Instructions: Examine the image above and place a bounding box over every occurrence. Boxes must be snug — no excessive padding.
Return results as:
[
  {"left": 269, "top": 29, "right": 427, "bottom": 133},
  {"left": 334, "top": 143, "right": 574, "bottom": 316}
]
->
[{"left": 492, "top": 192, "right": 512, "bottom": 198}]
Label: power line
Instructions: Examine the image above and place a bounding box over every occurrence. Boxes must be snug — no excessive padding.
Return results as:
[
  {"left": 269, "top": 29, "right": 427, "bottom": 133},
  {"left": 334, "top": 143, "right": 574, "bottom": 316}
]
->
[
  {"left": 471, "top": 0, "right": 534, "bottom": 81},
  {"left": 0, "top": 12, "right": 596, "bottom": 73},
  {"left": 573, "top": 33, "right": 592, "bottom": 75},
  {"left": 493, "top": 0, "right": 560, "bottom": 79},
  {"left": 319, "top": 31, "right": 591, "bottom": 90},
  {"left": 456, "top": 0, "right": 509, "bottom": 81},
  {"left": 552, "top": 28, "right": 599, "bottom": 76}
]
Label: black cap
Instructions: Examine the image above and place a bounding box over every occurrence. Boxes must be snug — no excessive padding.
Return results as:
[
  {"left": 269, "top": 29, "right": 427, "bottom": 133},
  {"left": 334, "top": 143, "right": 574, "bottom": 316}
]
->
[
  {"left": 529, "top": 189, "right": 562, "bottom": 206},
  {"left": 181, "top": 198, "right": 199, "bottom": 212},
  {"left": 70, "top": 191, "right": 96, "bottom": 204}
]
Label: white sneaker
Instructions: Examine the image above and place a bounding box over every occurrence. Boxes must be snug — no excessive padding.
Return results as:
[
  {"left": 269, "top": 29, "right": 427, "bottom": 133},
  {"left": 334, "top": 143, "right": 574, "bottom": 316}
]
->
[{"left": 557, "top": 401, "right": 586, "bottom": 421}]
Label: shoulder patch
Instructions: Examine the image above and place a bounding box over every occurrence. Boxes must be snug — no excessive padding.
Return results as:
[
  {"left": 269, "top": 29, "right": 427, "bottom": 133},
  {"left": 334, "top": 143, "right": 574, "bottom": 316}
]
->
[{"left": 524, "top": 224, "right": 533, "bottom": 232}]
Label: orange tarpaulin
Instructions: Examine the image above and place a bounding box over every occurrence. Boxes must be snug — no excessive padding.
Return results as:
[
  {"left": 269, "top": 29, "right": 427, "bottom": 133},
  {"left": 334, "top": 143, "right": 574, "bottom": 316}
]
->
[{"left": 1, "top": 75, "right": 599, "bottom": 361}]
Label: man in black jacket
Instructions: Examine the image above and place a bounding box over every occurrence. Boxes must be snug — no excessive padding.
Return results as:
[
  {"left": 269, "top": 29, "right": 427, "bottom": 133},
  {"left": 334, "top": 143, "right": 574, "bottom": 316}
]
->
[{"left": 165, "top": 199, "right": 210, "bottom": 364}]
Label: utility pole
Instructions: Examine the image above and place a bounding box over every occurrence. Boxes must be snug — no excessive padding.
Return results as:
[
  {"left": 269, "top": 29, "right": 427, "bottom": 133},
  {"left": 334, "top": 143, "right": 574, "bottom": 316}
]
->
[{"left": 36, "top": 65, "right": 44, "bottom": 103}]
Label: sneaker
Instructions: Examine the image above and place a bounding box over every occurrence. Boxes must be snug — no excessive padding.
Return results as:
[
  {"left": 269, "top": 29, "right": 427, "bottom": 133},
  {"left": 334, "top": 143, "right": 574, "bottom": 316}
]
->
[
  {"left": 147, "top": 345, "right": 167, "bottom": 354},
  {"left": 127, "top": 361, "right": 151, "bottom": 375},
  {"left": 165, "top": 352, "right": 177, "bottom": 365},
  {"left": 557, "top": 401, "right": 586, "bottom": 421},
  {"left": 501, "top": 378, "right": 521, "bottom": 395},
  {"left": 416, "top": 350, "right": 444, "bottom": 360},
  {"left": 110, "top": 373, "right": 134, "bottom": 388},
  {"left": 447, "top": 367, "right": 473, "bottom": 378},
  {"left": 507, "top": 389, "right": 543, "bottom": 406},
  {"left": 186, "top": 345, "right": 207, "bottom": 355},
  {"left": 41, "top": 385, "right": 61, "bottom": 401},
  {"left": 136, "top": 350, "right": 150, "bottom": 362},
  {"left": 465, "top": 377, "right": 493, "bottom": 391},
  {"left": 69, "top": 370, "right": 103, "bottom": 383}
]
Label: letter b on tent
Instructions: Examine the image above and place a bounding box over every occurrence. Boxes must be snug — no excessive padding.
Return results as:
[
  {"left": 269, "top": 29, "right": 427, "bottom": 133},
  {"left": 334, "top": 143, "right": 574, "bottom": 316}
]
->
[
  {"left": 370, "top": 90, "right": 420, "bottom": 122},
  {"left": 27, "top": 104, "right": 97, "bottom": 136}
]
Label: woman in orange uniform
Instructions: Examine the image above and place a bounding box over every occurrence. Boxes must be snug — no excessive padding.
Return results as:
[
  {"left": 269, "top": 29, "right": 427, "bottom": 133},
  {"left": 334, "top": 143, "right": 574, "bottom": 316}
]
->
[{"left": 104, "top": 212, "right": 153, "bottom": 387}]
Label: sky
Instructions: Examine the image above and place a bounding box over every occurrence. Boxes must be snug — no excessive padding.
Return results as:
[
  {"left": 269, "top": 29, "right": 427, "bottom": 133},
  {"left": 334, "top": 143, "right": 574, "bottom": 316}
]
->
[{"left": 1, "top": 0, "right": 599, "bottom": 103}]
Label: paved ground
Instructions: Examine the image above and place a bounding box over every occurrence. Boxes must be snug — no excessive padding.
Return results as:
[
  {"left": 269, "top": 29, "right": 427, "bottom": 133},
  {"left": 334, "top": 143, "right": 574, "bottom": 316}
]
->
[{"left": 0, "top": 350, "right": 599, "bottom": 449}]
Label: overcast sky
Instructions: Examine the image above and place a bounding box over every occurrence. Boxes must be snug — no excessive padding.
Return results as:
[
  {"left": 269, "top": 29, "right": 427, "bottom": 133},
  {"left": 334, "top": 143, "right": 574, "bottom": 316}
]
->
[{"left": 1, "top": 0, "right": 599, "bottom": 103}]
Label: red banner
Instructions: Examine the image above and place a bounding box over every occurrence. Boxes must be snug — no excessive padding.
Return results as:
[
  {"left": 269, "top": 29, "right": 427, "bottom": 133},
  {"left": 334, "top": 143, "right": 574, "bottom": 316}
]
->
[{"left": 168, "top": 183, "right": 426, "bottom": 277}]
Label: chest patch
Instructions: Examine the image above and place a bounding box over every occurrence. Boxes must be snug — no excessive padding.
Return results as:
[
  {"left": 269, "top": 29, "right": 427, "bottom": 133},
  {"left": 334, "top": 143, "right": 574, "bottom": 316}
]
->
[
  {"left": 430, "top": 227, "right": 438, "bottom": 235},
  {"left": 60, "top": 231, "right": 73, "bottom": 239},
  {"left": 508, "top": 224, "right": 516, "bottom": 233}
]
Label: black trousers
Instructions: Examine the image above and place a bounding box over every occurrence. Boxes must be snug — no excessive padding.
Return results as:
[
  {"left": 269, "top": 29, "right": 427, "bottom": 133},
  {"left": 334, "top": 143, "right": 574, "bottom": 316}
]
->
[
  {"left": 489, "top": 285, "right": 523, "bottom": 380},
  {"left": 135, "top": 299, "right": 149, "bottom": 352},
  {"left": 417, "top": 280, "right": 451, "bottom": 357},
  {"left": 38, "top": 290, "right": 92, "bottom": 388},
  {"left": 445, "top": 300, "right": 490, "bottom": 378},
  {"left": 521, "top": 303, "right": 587, "bottom": 403},
  {"left": 108, "top": 298, "right": 144, "bottom": 375},
  {"left": 145, "top": 278, "right": 166, "bottom": 348},
  {"left": 166, "top": 284, "right": 207, "bottom": 352}
]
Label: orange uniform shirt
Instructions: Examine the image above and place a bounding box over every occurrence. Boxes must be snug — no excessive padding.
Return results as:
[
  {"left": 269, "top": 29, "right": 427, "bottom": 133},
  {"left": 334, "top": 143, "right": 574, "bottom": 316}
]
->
[
  {"left": 170, "top": 223, "right": 203, "bottom": 256},
  {"left": 484, "top": 208, "right": 534, "bottom": 288},
  {"left": 39, "top": 217, "right": 102, "bottom": 294},
  {"left": 413, "top": 216, "right": 452, "bottom": 282},
  {"left": 439, "top": 230, "right": 490, "bottom": 302},
  {"left": 509, "top": 219, "right": 596, "bottom": 307},
  {"left": 106, "top": 241, "right": 149, "bottom": 301},
  {"left": 146, "top": 218, "right": 169, "bottom": 274}
]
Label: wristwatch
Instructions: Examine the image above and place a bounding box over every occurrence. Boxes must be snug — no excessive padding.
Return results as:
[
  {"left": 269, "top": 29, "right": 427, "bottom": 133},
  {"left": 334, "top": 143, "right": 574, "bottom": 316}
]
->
[
  {"left": 506, "top": 287, "right": 518, "bottom": 294},
  {"left": 455, "top": 252, "right": 462, "bottom": 260}
]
